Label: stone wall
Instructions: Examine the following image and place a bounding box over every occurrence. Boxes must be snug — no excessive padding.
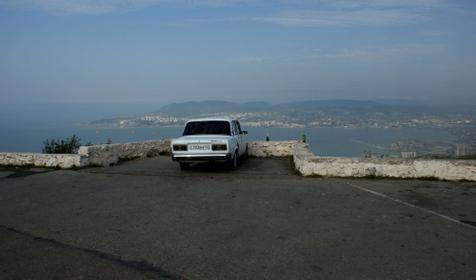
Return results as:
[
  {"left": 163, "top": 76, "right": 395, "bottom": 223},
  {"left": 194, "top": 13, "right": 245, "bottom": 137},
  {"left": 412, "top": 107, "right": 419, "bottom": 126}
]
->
[
  {"left": 0, "top": 153, "right": 83, "bottom": 169},
  {"left": 0, "top": 139, "right": 170, "bottom": 168},
  {"left": 2, "top": 139, "right": 475, "bottom": 181},
  {"left": 247, "top": 141, "right": 299, "bottom": 157},
  {"left": 293, "top": 142, "right": 476, "bottom": 181},
  {"left": 78, "top": 139, "right": 170, "bottom": 167}
]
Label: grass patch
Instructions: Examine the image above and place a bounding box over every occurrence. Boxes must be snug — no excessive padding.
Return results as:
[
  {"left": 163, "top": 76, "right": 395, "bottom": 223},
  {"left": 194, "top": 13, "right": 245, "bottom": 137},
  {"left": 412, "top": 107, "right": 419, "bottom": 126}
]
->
[
  {"left": 119, "top": 156, "right": 141, "bottom": 162},
  {"left": 456, "top": 155, "right": 476, "bottom": 160},
  {"left": 298, "top": 173, "right": 464, "bottom": 182},
  {"left": 458, "top": 179, "right": 474, "bottom": 183},
  {"left": 354, "top": 175, "right": 444, "bottom": 181},
  {"left": 415, "top": 176, "right": 442, "bottom": 181},
  {"left": 0, "top": 164, "right": 83, "bottom": 171},
  {"left": 84, "top": 163, "right": 103, "bottom": 168},
  {"left": 302, "top": 174, "right": 324, "bottom": 178},
  {"left": 415, "top": 154, "right": 476, "bottom": 160},
  {"left": 0, "top": 164, "right": 34, "bottom": 169}
]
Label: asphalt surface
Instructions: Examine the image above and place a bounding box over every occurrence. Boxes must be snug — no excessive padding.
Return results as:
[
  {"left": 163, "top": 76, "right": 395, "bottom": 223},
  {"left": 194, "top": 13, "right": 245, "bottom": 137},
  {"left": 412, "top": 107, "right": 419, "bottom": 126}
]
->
[{"left": 0, "top": 157, "right": 475, "bottom": 280}]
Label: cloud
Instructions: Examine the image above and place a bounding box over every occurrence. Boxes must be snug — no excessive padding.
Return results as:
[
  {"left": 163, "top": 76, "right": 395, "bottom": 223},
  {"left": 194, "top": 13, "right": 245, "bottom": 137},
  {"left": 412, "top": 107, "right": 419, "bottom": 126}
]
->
[
  {"left": 320, "top": 0, "right": 449, "bottom": 9},
  {"left": 0, "top": 0, "right": 162, "bottom": 14},
  {"left": 251, "top": 0, "right": 451, "bottom": 27},
  {"left": 253, "top": 9, "right": 428, "bottom": 27},
  {"left": 312, "top": 44, "right": 447, "bottom": 59},
  {"left": 420, "top": 31, "right": 448, "bottom": 37},
  {"left": 0, "top": 0, "right": 253, "bottom": 15},
  {"left": 238, "top": 44, "right": 447, "bottom": 64}
]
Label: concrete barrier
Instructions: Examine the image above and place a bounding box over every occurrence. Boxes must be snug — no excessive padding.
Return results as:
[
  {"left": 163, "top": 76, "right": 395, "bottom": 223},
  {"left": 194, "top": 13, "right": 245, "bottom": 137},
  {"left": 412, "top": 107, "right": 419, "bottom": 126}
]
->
[
  {"left": 293, "top": 142, "right": 476, "bottom": 181},
  {"left": 247, "top": 141, "right": 298, "bottom": 157},
  {"left": 0, "top": 153, "right": 84, "bottom": 169},
  {"left": 0, "top": 139, "right": 171, "bottom": 168},
  {"left": 78, "top": 140, "right": 170, "bottom": 167},
  {"left": 2, "top": 139, "right": 475, "bottom": 181}
]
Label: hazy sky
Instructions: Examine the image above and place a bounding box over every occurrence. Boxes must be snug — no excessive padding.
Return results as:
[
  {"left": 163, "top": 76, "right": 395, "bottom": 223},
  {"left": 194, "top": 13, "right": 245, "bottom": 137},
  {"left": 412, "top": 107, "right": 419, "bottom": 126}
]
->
[{"left": 1, "top": 0, "right": 475, "bottom": 104}]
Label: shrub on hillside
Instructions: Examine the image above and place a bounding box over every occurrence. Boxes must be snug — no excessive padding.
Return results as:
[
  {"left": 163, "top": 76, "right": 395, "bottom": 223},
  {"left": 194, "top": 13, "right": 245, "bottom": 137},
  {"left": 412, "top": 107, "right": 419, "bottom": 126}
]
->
[{"left": 42, "top": 134, "right": 82, "bottom": 154}]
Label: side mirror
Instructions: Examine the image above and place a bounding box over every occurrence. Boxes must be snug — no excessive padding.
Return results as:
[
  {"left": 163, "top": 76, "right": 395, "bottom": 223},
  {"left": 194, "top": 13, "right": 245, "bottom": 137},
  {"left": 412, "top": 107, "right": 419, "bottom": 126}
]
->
[{"left": 242, "top": 131, "right": 248, "bottom": 135}]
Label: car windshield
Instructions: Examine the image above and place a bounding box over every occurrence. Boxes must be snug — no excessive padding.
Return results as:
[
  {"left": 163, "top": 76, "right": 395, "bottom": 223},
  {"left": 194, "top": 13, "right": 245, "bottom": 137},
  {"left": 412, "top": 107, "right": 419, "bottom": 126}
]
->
[{"left": 183, "top": 121, "right": 231, "bottom": 136}]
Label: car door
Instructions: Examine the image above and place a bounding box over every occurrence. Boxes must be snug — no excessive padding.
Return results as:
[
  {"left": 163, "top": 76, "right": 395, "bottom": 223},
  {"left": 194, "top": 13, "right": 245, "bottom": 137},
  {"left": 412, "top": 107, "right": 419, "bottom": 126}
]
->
[
  {"left": 233, "top": 121, "right": 244, "bottom": 156},
  {"left": 236, "top": 121, "right": 246, "bottom": 155}
]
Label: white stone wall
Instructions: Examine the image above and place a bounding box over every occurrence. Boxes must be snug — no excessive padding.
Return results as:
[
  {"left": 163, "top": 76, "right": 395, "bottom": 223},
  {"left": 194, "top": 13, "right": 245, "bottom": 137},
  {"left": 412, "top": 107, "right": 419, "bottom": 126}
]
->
[
  {"left": 0, "top": 139, "right": 170, "bottom": 168},
  {"left": 247, "top": 141, "right": 299, "bottom": 157},
  {"left": 293, "top": 143, "right": 476, "bottom": 181},
  {"left": 2, "top": 139, "right": 475, "bottom": 181},
  {"left": 78, "top": 139, "right": 170, "bottom": 167},
  {"left": 0, "top": 153, "right": 83, "bottom": 169}
]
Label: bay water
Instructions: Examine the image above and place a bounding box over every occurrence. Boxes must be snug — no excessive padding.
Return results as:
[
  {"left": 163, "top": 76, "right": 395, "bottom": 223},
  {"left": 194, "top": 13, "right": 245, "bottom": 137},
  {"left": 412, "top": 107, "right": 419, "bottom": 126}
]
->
[{"left": 0, "top": 123, "right": 456, "bottom": 157}]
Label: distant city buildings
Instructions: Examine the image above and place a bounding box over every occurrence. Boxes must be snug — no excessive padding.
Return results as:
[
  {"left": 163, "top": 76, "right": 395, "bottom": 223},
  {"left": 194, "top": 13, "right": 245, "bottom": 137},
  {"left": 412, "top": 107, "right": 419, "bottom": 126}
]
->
[
  {"left": 401, "top": 152, "right": 417, "bottom": 159},
  {"left": 90, "top": 110, "right": 475, "bottom": 131},
  {"left": 140, "top": 115, "right": 179, "bottom": 125},
  {"left": 86, "top": 107, "right": 476, "bottom": 158},
  {"left": 456, "top": 144, "right": 474, "bottom": 157}
]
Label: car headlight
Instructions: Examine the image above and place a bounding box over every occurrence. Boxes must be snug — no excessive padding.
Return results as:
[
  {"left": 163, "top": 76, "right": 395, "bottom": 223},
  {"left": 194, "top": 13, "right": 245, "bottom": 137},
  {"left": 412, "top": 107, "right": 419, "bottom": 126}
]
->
[
  {"left": 173, "top": 144, "right": 187, "bottom": 151},
  {"left": 212, "top": 144, "right": 227, "bottom": 151}
]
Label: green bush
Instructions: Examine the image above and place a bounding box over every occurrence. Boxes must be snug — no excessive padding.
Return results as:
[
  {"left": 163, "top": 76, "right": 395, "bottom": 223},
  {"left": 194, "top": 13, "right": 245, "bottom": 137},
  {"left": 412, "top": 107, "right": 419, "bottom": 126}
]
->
[{"left": 42, "top": 134, "right": 82, "bottom": 154}]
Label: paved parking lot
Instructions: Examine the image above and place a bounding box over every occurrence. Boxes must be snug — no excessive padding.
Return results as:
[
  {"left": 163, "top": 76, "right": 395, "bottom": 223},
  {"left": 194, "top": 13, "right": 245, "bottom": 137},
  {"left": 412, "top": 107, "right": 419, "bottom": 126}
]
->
[{"left": 1, "top": 157, "right": 475, "bottom": 279}]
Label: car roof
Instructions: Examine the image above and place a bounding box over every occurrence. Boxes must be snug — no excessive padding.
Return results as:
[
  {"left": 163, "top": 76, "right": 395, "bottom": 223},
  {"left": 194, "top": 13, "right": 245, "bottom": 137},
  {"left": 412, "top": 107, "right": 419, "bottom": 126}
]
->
[{"left": 186, "top": 118, "right": 236, "bottom": 123}]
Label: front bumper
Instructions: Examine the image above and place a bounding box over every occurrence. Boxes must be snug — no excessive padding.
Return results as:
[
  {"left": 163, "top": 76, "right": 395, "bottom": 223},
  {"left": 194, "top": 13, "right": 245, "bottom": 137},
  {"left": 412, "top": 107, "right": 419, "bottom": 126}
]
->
[{"left": 172, "top": 153, "right": 232, "bottom": 162}]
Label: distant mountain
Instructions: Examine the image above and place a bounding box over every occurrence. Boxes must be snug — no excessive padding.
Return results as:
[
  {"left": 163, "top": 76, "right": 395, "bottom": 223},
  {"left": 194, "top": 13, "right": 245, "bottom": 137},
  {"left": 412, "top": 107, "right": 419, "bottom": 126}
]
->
[
  {"left": 274, "top": 100, "right": 385, "bottom": 111},
  {"left": 88, "top": 99, "right": 476, "bottom": 130},
  {"left": 157, "top": 100, "right": 272, "bottom": 116},
  {"left": 156, "top": 99, "right": 387, "bottom": 117}
]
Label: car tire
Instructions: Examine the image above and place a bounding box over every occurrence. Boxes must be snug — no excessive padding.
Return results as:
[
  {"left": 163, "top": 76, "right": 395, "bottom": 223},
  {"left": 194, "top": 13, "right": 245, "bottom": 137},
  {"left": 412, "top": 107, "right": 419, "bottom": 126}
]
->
[
  {"left": 179, "top": 162, "right": 190, "bottom": 170},
  {"left": 229, "top": 151, "right": 238, "bottom": 170}
]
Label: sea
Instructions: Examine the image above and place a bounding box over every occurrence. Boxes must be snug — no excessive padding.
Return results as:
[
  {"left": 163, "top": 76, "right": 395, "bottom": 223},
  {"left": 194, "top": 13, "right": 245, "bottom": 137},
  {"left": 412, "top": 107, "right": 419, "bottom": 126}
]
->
[
  {"left": 0, "top": 102, "right": 458, "bottom": 156},
  {"left": 0, "top": 123, "right": 456, "bottom": 157}
]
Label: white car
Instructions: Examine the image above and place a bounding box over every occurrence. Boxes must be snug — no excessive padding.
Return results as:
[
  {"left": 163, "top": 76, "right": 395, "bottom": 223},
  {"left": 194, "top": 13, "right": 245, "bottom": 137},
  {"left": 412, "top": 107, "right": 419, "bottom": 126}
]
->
[{"left": 171, "top": 118, "right": 248, "bottom": 170}]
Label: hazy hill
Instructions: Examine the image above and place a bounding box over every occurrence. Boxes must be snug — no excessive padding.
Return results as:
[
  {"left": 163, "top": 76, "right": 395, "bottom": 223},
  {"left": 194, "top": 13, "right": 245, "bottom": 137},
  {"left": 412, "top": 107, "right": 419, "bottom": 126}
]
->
[
  {"left": 157, "top": 100, "right": 272, "bottom": 116},
  {"left": 274, "top": 100, "right": 384, "bottom": 111},
  {"left": 87, "top": 99, "right": 476, "bottom": 132},
  {"left": 156, "top": 99, "right": 386, "bottom": 117}
]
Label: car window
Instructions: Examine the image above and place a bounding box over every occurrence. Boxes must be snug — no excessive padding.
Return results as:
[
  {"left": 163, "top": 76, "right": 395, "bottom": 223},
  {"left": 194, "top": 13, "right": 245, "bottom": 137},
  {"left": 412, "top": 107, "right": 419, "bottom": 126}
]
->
[
  {"left": 236, "top": 121, "right": 243, "bottom": 134},
  {"left": 183, "top": 121, "right": 231, "bottom": 136},
  {"left": 231, "top": 121, "right": 237, "bottom": 136}
]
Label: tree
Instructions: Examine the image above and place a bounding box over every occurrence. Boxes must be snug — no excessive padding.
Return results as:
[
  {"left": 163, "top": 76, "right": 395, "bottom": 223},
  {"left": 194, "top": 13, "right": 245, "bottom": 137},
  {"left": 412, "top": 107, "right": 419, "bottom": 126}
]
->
[{"left": 42, "top": 134, "right": 82, "bottom": 154}]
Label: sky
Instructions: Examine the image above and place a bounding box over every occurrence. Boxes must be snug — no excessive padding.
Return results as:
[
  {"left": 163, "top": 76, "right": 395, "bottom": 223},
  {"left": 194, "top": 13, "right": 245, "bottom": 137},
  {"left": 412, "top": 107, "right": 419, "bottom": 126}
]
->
[{"left": 1, "top": 0, "right": 476, "bottom": 105}]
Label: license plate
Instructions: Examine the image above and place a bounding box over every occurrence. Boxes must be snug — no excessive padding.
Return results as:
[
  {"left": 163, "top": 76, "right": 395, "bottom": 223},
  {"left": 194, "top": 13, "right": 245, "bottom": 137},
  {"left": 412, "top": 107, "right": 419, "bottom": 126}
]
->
[{"left": 188, "top": 144, "right": 211, "bottom": 151}]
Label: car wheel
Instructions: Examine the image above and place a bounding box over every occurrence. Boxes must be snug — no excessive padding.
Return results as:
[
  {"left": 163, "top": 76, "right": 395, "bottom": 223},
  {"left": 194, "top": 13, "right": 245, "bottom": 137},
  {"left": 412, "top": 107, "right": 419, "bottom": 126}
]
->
[
  {"left": 229, "top": 151, "right": 238, "bottom": 170},
  {"left": 179, "top": 162, "right": 190, "bottom": 170}
]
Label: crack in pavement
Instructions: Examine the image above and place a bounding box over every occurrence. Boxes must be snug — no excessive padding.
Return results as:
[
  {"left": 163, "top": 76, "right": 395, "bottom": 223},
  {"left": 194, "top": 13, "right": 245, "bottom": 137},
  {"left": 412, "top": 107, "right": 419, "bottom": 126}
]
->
[{"left": 0, "top": 224, "right": 188, "bottom": 280}]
